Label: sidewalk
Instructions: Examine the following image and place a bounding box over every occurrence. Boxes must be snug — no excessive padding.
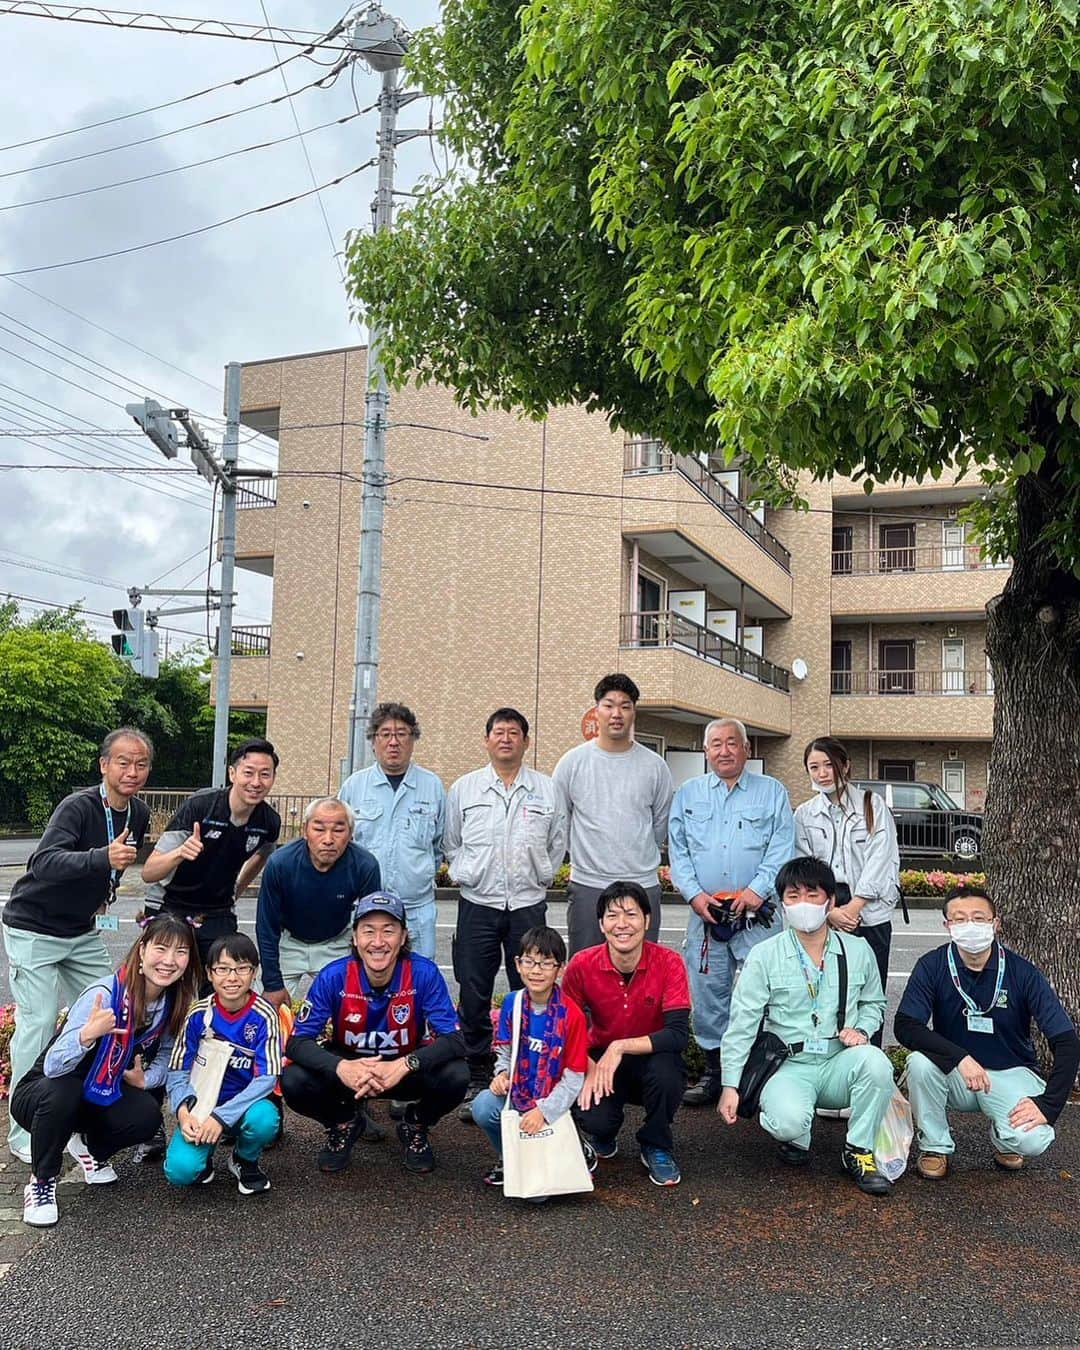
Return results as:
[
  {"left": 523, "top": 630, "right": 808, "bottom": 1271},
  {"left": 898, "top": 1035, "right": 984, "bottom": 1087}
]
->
[{"left": 0, "top": 1099, "right": 1076, "bottom": 1347}]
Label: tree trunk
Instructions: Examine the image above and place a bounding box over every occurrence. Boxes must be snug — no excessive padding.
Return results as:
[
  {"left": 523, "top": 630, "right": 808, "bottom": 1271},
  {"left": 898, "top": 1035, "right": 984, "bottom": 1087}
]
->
[{"left": 984, "top": 430, "right": 1080, "bottom": 1033}]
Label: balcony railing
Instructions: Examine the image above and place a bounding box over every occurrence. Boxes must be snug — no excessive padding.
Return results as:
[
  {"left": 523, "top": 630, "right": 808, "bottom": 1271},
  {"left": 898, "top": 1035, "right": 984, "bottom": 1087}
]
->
[
  {"left": 831, "top": 669, "right": 993, "bottom": 696},
  {"left": 215, "top": 624, "right": 271, "bottom": 657},
  {"left": 236, "top": 477, "right": 277, "bottom": 510},
  {"left": 623, "top": 438, "right": 791, "bottom": 573},
  {"left": 832, "top": 544, "right": 1009, "bottom": 576},
  {"left": 621, "top": 610, "right": 791, "bottom": 693}
]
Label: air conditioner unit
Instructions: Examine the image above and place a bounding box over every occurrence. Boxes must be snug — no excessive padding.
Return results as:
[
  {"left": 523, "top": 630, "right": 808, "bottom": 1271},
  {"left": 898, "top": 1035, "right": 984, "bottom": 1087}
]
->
[
  {"left": 947, "top": 747, "right": 959, "bottom": 760},
  {"left": 946, "top": 624, "right": 958, "bottom": 637}
]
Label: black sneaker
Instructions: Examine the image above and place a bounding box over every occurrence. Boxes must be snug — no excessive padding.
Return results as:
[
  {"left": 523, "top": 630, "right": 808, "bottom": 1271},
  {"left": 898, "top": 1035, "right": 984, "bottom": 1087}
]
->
[
  {"left": 482, "top": 1163, "right": 504, "bottom": 1187},
  {"left": 318, "top": 1121, "right": 356, "bottom": 1174},
  {"left": 398, "top": 1118, "right": 436, "bottom": 1174},
  {"left": 458, "top": 1064, "right": 491, "bottom": 1122},
  {"left": 388, "top": 1099, "right": 407, "bottom": 1122},
  {"left": 587, "top": 1133, "right": 618, "bottom": 1161},
  {"left": 777, "top": 1141, "right": 811, "bottom": 1167},
  {"left": 195, "top": 1159, "right": 215, "bottom": 1185},
  {"left": 228, "top": 1151, "right": 271, "bottom": 1196},
  {"left": 581, "top": 1139, "right": 599, "bottom": 1174},
  {"left": 133, "top": 1125, "right": 166, "bottom": 1164},
  {"left": 842, "top": 1144, "right": 892, "bottom": 1196}
]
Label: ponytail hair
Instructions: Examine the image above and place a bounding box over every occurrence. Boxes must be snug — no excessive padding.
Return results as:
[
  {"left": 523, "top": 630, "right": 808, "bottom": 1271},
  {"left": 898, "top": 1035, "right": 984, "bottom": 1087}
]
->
[{"left": 803, "top": 736, "right": 875, "bottom": 831}]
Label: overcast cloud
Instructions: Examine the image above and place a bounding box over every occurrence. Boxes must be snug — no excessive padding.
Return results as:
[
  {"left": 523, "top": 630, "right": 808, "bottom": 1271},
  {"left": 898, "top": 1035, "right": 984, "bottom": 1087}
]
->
[{"left": 0, "top": 0, "right": 441, "bottom": 647}]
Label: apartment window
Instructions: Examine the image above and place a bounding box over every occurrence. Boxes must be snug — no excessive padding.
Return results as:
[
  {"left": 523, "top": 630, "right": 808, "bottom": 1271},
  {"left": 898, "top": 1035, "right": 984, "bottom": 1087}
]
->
[
  {"left": 879, "top": 523, "right": 916, "bottom": 572},
  {"left": 832, "top": 525, "right": 853, "bottom": 575},
  {"left": 831, "top": 639, "right": 852, "bottom": 695},
  {"left": 636, "top": 571, "right": 663, "bottom": 645},
  {"left": 879, "top": 759, "right": 916, "bottom": 782},
  {"left": 878, "top": 639, "right": 915, "bottom": 694}
]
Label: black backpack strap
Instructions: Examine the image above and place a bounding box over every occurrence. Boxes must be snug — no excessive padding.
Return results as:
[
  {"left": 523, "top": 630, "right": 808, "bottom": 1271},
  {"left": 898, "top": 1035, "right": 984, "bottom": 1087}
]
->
[{"left": 835, "top": 935, "right": 848, "bottom": 1034}]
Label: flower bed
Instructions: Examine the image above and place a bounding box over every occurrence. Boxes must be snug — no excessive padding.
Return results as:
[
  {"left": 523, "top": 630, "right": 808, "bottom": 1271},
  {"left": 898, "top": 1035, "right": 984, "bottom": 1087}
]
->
[{"left": 900, "top": 868, "right": 986, "bottom": 897}]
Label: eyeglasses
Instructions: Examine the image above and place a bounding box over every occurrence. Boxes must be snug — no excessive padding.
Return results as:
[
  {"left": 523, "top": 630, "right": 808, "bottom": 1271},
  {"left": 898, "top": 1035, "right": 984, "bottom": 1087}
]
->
[
  {"left": 210, "top": 964, "right": 254, "bottom": 978},
  {"left": 518, "top": 957, "right": 559, "bottom": 971},
  {"left": 374, "top": 729, "right": 413, "bottom": 743}
]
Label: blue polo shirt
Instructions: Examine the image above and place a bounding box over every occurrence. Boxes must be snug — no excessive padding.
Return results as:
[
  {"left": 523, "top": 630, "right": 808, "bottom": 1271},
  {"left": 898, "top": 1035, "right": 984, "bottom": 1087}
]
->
[{"left": 897, "top": 942, "right": 1073, "bottom": 1072}]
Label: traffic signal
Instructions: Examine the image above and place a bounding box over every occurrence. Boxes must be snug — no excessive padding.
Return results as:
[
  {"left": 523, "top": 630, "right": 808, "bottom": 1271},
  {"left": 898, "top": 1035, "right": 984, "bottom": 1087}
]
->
[
  {"left": 125, "top": 399, "right": 179, "bottom": 459},
  {"left": 111, "top": 608, "right": 159, "bottom": 678}
]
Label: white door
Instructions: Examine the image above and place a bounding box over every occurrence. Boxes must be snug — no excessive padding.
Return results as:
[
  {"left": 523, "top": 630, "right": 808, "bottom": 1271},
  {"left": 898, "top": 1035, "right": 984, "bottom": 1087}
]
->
[
  {"left": 986, "top": 652, "right": 994, "bottom": 694},
  {"left": 942, "top": 761, "right": 966, "bottom": 809},
  {"left": 942, "top": 522, "right": 965, "bottom": 569},
  {"left": 942, "top": 637, "right": 965, "bottom": 693}
]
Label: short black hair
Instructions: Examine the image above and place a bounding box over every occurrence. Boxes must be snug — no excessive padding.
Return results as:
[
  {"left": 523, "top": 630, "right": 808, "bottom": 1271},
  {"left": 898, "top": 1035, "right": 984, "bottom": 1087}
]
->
[
  {"left": 943, "top": 884, "right": 996, "bottom": 919},
  {"left": 367, "top": 702, "right": 419, "bottom": 741},
  {"left": 206, "top": 932, "right": 260, "bottom": 969},
  {"left": 596, "top": 880, "right": 651, "bottom": 922},
  {"left": 775, "top": 856, "right": 836, "bottom": 899},
  {"left": 485, "top": 707, "right": 529, "bottom": 737},
  {"left": 518, "top": 925, "right": 566, "bottom": 965},
  {"left": 229, "top": 737, "right": 279, "bottom": 769},
  {"left": 593, "top": 673, "right": 640, "bottom": 704}
]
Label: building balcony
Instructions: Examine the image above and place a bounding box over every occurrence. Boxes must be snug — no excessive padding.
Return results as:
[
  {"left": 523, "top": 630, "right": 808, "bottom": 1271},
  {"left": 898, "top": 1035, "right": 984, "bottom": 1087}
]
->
[
  {"left": 215, "top": 624, "right": 272, "bottom": 657},
  {"left": 237, "top": 477, "right": 277, "bottom": 510},
  {"left": 619, "top": 610, "right": 791, "bottom": 735},
  {"left": 829, "top": 669, "right": 993, "bottom": 739},
  {"left": 831, "top": 546, "right": 1009, "bottom": 620},
  {"left": 231, "top": 477, "right": 276, "bottom": 577}
]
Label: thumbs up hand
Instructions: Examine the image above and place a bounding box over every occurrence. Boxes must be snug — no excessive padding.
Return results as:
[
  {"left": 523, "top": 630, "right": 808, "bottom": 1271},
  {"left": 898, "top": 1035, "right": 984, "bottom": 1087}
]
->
[
  {"left": 79, "top": 990, "right": 118, "bottom": 1047},
  {"left": 176, "top": 821, "right": 204, "bottom": 862},
  {"left": 108, "top": 826, "right": 138, "bottom": 871}
]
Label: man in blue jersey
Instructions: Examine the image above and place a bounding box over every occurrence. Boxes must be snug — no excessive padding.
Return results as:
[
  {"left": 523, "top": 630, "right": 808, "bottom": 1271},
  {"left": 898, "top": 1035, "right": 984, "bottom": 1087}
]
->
[{"left": 281, "top": 892, "right": 468, "bottom": 1175}]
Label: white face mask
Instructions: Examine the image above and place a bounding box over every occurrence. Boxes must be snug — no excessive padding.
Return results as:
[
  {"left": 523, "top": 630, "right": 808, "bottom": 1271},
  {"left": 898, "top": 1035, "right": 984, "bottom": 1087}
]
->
[
  {"left": 949, "top": 920, "right": 996, "bottom": 954},
  {"left": 785, "top": 900, "right": 830, "bottom": 933},
  {"left": 812, "top": 782, "right": 833, "bottom": 796}
]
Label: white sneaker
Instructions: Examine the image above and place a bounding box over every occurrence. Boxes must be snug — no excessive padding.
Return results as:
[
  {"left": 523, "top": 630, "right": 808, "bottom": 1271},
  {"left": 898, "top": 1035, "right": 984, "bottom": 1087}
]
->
[
  {"left": 9, "top": 1141, "right": 32, "bottom": 1165},
  {"left": 23, "top": 1176, "right": 59, "bottom": 1227},
  {"left": 65, "top": 1133, "right": 118, "bottom": 1184}
]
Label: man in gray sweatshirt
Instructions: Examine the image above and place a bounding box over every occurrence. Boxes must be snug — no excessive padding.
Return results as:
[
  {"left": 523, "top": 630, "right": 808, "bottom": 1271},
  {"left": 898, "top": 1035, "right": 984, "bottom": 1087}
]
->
[{"left": 552, "top": 674, "right": 674, "bottom": 954}]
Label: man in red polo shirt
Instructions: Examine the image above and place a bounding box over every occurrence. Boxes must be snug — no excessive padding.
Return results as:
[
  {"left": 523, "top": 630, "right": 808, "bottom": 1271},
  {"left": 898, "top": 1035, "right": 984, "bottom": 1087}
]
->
[{"left": 563, "top": 880, "right": 691, "bottom": 1186}]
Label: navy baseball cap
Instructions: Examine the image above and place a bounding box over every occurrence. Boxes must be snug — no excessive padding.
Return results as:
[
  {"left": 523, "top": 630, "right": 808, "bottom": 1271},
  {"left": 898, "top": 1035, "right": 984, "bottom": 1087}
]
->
[{"left": 351, "top": 891, "right": 406, "bottom": 926}]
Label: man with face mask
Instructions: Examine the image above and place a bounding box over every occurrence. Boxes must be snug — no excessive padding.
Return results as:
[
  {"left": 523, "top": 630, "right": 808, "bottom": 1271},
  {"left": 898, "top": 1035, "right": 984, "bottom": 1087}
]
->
[
  {"left": 894, "top": 884, "right": 1079, "bottom": 1179},
  {"left": 717, "top": 857, "right": 896, "bottom": 1195}
]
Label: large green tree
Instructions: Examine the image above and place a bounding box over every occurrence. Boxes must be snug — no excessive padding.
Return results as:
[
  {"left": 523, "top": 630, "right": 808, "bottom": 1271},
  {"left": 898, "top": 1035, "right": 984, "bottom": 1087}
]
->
[{"left": 348, "top": 0, "right": 1080, "bottom": 1018}]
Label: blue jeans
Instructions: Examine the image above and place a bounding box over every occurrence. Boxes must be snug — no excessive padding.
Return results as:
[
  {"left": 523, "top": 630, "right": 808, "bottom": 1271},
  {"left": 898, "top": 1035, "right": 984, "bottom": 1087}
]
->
[
  {"left": 471, "top": 1088, "right": 505, "bottom": 1157},
  {"left": 164, "top": 1098, "right": 280, "bottom": 1185},
  {"left": 406, "top": 901, "right": 437, "bottom": 960}
]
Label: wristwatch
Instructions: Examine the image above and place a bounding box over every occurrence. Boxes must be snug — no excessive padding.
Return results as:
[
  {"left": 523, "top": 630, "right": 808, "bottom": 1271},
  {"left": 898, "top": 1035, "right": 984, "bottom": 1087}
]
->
[{"left": 405, "top": 1053, "right": 421, "bottom": 1073}]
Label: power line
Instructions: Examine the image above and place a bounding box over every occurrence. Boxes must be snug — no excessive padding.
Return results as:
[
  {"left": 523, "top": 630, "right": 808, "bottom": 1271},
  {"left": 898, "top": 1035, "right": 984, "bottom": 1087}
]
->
[
  {"left": 0, "top": 158, "right": 376, "bottom": 276},
  {"left": 0, "top": 107, "right": 369, "bottom": 212},
  {"left": 0, "top": 550, "right": 125, "bottom": 588},
  {"left": 0, "top": 61, "right": 351, "bottom": 182},
  {"left": 0, "top": 588, "right": 211, "bottom": 642},
  {"left": 0, "top": 4, "right": 356, "bottom": 51}
]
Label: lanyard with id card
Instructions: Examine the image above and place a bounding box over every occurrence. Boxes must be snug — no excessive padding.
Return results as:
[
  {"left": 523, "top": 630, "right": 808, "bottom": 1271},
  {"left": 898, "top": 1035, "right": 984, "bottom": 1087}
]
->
[
  {"left": 790, "top": 933, "right": 848, "bottom": 1054},
  {"left": 96, "top": 783, "right": 131, "bottom": 932},
  {"left": 948, "top": 942, "right": 1004, "bottom": 1035}
]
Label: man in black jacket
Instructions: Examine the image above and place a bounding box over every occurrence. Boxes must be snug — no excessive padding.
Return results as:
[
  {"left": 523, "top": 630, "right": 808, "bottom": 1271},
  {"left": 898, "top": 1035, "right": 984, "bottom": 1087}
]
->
[
  {"left": 894, "top": 884, "right": 1079, "bottom": 1179},
  {"left": 2, "top": 727, "right": 153, "bottom": 1162}
]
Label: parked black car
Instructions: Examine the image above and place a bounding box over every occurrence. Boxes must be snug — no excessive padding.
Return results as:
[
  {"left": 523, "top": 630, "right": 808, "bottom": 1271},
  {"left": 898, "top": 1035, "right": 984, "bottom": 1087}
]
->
[{"left": 851, "top": 780, "right": 983, "bottom": 863}]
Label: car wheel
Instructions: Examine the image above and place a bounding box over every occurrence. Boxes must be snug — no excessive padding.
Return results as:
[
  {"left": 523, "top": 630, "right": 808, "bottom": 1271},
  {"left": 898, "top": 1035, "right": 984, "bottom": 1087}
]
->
[{"left": 951, "top": 832, "right": 981, "bottom": 860}]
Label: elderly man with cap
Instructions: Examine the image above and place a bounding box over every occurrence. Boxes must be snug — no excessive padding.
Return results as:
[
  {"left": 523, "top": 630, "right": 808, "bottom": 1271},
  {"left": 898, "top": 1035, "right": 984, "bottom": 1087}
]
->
[{"left": 281, "top": 891, "right": 468, "bottom": 1176}]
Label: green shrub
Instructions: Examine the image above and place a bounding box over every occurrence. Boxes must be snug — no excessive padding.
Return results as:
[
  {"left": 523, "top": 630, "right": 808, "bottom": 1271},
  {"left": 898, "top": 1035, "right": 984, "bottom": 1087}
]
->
[{"left": 900, "top": 868, "right": 986, "bottom": 897}]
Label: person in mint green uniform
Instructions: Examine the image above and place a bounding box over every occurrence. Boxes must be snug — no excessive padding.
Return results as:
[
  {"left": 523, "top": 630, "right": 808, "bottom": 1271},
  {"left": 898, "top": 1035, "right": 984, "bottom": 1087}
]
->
[
  {"left": 894, "top": 883, "right": 1078, "bottom": 1181},
  {"left": 717, "top": 856, "right": 895, "bottom": 1196}
]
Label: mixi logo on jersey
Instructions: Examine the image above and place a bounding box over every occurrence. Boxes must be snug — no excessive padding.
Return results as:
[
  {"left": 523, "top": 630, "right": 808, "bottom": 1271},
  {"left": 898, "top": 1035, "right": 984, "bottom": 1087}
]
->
[{"left": 343, "top": 1028, "right": 414, "bottom": 1052}]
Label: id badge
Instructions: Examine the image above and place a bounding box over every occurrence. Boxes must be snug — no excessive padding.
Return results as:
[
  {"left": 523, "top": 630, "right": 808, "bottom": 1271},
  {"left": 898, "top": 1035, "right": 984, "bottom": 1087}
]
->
[
  {"left": 966, "top": 1013, "right": 994, "bottom": 1034},
  {"left": 804, "top": 1037, "right": 829, "bottom": 1055},
  {"left": 95, "top": 913, "right": 120, "bottom": 933}
]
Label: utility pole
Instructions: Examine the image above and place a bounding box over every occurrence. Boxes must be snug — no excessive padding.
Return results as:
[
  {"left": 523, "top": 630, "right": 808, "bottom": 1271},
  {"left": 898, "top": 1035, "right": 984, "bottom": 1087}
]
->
[{"left": 346, "top": 4, "right": 419, "bottom": 775}]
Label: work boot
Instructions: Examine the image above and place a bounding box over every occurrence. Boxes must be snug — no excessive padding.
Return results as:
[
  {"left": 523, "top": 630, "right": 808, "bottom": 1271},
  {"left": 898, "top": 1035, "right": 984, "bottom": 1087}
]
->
[{"left": 683, "top": 1049, "right": 722, "bottom": 1107}]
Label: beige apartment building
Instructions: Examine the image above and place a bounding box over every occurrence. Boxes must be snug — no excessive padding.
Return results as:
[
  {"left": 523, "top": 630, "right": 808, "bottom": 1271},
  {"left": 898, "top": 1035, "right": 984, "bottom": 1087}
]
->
[{"left": 216, "top": 345, "right": 1004, "bottom": 815}]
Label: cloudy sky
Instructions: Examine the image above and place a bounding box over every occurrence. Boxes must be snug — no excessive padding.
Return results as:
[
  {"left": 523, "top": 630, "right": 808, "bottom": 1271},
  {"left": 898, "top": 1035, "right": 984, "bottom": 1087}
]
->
[{"left": 0, "top": 0, "right": 440, "bottom": 649}]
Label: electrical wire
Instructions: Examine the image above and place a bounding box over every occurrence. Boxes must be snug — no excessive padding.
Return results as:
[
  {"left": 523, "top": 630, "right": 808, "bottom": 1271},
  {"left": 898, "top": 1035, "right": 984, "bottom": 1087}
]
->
[{"left": 0, "top": 158, "right": 376, "bottom": 276}]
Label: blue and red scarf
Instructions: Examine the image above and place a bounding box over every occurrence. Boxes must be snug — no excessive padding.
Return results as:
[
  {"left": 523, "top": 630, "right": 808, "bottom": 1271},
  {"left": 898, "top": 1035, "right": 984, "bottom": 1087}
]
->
[
  {"left": 509, "top": 987, "right": 568, "bottom": 1112},
  {"left": 335, "top": 956, "right": 418, "bottom": 1054},
  {"left": 83, "top": 968, "right": 170, "bottom": 1106}
]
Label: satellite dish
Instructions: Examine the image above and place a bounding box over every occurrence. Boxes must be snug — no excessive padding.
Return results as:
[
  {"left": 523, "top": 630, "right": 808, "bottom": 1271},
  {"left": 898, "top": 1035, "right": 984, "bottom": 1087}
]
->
[{"left": 791, "top": 658, "right": 808, "bottom": 681}]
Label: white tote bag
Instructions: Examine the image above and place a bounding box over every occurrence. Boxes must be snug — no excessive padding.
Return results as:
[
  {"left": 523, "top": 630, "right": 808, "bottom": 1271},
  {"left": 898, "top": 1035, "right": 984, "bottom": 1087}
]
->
[
  {"left": 499, "top": 992, "right": 594, "bottom": 1200},
  {"left": 188, "top": 1005, "right": 232, "bottom": 1119}
]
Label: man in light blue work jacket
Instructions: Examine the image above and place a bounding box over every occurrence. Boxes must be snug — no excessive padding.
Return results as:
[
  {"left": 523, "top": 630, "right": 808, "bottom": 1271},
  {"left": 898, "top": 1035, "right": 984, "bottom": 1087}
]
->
[
  {"left": 339, "top": 702, "right": 445, "bottom": 960},
  {"left": 668, "top": 717, "right": 795, "bottom": 1107}
]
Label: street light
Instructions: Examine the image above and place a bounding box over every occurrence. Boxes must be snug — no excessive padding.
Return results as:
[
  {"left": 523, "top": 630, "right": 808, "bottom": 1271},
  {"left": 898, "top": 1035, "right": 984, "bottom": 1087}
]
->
[{"left": 345, "top": 4, "right": 412, "bottom": 776}]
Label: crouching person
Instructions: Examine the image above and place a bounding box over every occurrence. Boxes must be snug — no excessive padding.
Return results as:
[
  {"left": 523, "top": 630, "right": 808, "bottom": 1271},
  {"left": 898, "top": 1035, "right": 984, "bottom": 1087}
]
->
[
  {"left": 718, "top": 858, "right": 896, "bottom": 1196},
  {"left": 165, "top": 934, "right": 282, "bottom": 1195},
  {"left": 895, "top": 884, "right": 1079, "bottom": 1179},
  {"left": 281, "top": 891, "right": 468, "bottom": 1175}
]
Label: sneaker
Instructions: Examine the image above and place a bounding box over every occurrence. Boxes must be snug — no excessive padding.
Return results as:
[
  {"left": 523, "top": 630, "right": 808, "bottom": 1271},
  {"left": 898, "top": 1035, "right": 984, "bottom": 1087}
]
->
[
  {"left": 133, "top": 1125, "right": 167, "bottom": 1165},
  {"left": 640, "top": 1146, "right": 681, "bottom": 1187},
  {"left": 228, "top": 1151, "right": 271, "bottom": 1196},
  {"left": 482, "top": 1163, "right": 504, "bottom": 1188},
  {"left": 581, "top": 1139, "right": 599, "bottom": 1174},
  {"left": 398, "top": 1118, "right": 436, "bottom": 1174},
  {"left": 916, "top": 1151, "right": 949, "bottom": 1180},
  {"left": 842, "top": 1144, "right": 892, "bottom": 1196},
  {"left": 388, "top": 1099, "right": 407, "bottom": 1122},
  {"left": 588, "top": 1134, "right": 618, "bottom": 1161},
  {"left": 65, "top": 1133, "right": 118, "bottom": 1185},
  {"left": 9, "top": 1141, "right": 32, "bottom": 1165},
  {"left": 682, "top": 1075, "right": 722, "bottom": 1107},
  {"left": 777, "top": 1141, "right": 811, "bottom": 1167},
  {"left": 22, "top": 1176, "right": 58, "bottom": 1227},
  {"left": 992, "top": 1150, "right": 1025, "bottom": 1171},
  {"left": 458, "top": 1065, "right": 490, "bottom": 1121},
  {"left": 317, "top": 1121, "right": 356, "bottom": 1174},
  {"left": 195, "top": 1160, "right": 216, "bottom": 1185}
]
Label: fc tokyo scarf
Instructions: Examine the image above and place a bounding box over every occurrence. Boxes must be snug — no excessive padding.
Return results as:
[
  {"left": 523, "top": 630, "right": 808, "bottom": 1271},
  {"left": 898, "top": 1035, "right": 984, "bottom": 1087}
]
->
[
  {"left": 334, "top": 956, "right": 418, "bottom": 1055},
  {"left": 510, "top": 987, "right": 568, "bottom": 1112},
  {"left": 83, "top": 969, "right": 169, "bottom": 1107}
]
